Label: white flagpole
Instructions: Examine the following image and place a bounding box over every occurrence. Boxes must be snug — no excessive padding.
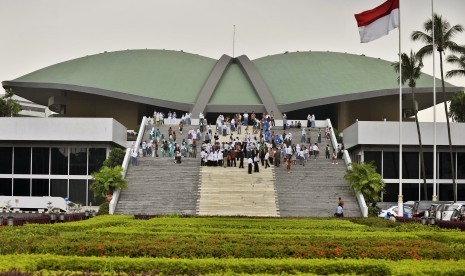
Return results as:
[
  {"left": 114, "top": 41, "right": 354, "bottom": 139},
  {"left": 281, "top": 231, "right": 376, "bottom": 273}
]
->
[
  {"left": 432, "top": 0, "right": 437, "bottom": 201},
  {"left": 398, "top": 0, "right": 403, "bottom": 214},
  {"left": 233, "top": 25, "right": 236, "bottom": 58}
]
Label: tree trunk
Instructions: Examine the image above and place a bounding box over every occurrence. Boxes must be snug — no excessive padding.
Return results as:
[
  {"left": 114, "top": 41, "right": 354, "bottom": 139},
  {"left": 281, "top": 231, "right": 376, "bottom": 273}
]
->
[
  {"left": 439, "top": 51, "right": 457, "bottom": 202},
  {"left": 411, "top": 87, "right": 428, "bottom": 200}
]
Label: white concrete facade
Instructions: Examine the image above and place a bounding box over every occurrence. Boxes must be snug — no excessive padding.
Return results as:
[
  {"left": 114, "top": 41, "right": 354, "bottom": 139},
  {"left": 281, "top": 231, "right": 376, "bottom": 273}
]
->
[
  {"left": 0, "top": 117, "right": 127, "bottom": 147},
  {"left": 343, "top": 121, "right": 465, "bottom": 149}
]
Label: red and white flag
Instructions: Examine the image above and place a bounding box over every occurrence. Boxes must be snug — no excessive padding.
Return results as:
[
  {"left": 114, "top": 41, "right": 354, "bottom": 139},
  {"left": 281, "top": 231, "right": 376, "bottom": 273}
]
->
[{"left": 355, "top": 0, "right": 399, "bottom": 43}]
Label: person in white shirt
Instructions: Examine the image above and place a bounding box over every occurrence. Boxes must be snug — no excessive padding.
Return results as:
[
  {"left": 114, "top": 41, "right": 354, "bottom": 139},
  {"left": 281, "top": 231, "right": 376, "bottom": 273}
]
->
[
  {"left": 312, "top": 143, "right": 319, "bottom": 159},
  {"left": 243, "top": 112, "right": 249, "bottom": 125},
  {"left": 131, "top": 148, "right": 138, "bottom": 166},
  {"left": 213, "top": 150, "right": 218, "bottom": 167},
  {"left": 264, "top": 151, "right": 270, "bottom": 168},
  {"left": 248, "top": 157, "right": 253, "bottom": 174}
]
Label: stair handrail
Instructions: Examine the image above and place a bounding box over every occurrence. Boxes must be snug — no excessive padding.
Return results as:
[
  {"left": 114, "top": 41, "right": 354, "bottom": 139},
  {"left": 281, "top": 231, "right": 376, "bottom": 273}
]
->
[
  {"left": 109, "top": 116, "right": 148, "bottom": 215},
  {"left": 342, "top": 150, "right": 368, "bottom": 217},
  {"left": 326, "top": 119, "right": 368, "bottom": 218}
]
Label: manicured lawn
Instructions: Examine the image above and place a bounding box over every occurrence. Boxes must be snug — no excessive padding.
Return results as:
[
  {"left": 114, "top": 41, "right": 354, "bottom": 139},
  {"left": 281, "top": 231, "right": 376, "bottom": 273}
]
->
[{"left": 1, "top": 215, "right": 465, "bottom": 275}]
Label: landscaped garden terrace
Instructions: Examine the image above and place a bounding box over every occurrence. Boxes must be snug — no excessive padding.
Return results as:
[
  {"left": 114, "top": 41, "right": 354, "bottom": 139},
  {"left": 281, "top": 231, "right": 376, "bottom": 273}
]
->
[{"left": 2, "top": 215, "right": 465, "bottom": 275}]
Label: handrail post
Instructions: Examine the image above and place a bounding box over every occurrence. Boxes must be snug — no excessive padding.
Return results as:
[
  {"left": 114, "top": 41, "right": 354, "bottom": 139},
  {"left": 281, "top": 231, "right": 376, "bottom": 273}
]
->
[{"left": 109, "top": 116, "right": 147, "bottom": 215}]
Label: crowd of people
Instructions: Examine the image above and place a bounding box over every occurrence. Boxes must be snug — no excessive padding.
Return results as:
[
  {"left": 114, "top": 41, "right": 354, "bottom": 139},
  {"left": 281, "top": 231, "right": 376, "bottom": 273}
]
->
[{"left": 130, "top": 111, "right": 346, "bottom": 172}]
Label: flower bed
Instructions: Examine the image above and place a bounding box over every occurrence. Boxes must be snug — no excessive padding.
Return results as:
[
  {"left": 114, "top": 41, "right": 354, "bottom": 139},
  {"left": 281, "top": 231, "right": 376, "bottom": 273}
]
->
[{"left": 1, "top": 216, "right": 465, "bottom": 274}]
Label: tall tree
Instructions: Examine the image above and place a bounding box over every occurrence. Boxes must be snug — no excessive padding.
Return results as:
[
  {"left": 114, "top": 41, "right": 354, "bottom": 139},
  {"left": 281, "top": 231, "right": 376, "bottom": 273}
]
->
[
  {"left": 446, "top": 53, "right": 465, "bottom": 78},
  {"left": 448, "top": 91, "right": 465, "bottom": 122},
  {"left": 411, "top": 14, "right": 464, "bottom": 202},
  {"left": 0, "top": 88, "right": 21, "bottom": 117},
  {"left": 392, "top": 50, "right": 427, "bottom": 200}
]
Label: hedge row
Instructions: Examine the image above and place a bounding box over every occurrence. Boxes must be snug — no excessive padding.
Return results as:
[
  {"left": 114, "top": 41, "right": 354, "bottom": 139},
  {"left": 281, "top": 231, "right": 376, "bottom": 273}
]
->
[
  {"left": 1, "top": 216, "right": 464, "bottom": 260},
  {"left": 3, "top": 254, "right": 465, "bottom": 275}
]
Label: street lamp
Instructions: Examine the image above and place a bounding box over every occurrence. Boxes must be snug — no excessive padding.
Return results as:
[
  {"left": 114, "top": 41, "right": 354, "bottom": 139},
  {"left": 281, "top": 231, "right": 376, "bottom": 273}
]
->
[{"left": 7, "top": 215, "right": 14, "bottom": 226}]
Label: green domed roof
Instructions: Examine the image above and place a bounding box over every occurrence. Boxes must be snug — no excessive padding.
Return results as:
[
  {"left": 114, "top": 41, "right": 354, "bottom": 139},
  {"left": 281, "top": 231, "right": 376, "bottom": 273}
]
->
[
  {"left": 13, "top": 49, "right": 217, "bottom": 104},
  {"left": 253, "top": 51, "right": 455, "bottom": 106},
  {"left": 3, "top": 49, "right": 460, "bottom": 117}
]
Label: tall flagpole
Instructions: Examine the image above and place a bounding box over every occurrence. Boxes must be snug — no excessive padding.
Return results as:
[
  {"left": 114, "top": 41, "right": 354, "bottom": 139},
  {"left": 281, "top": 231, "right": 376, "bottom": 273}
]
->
[
  {"left": 398, "top": 0, "right": 404, "bottom": 214},
  {"left": 432, "top": 0, "right": 437, "bottom": 201},
  {"left": 233, "top": 25, "right": 236, "bottom": 58}
]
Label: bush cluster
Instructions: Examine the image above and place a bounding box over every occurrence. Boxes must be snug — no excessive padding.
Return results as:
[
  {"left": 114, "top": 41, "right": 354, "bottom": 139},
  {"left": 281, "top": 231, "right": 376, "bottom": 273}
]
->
[{"left": 2, "top": 216, "right": 465, "bottom": 274}]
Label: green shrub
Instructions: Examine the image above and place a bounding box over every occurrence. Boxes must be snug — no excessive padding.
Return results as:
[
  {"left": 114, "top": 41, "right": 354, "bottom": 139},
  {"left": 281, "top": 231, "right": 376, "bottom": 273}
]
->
[
  {"left": 98, "top": 202, "right": 110, "bottom": 215},
  {"left": 91, "top": 166, "right": 127, "bottom": 200},
  {"left": 102, "top": 148, "right": 125, "bottom": 168}
]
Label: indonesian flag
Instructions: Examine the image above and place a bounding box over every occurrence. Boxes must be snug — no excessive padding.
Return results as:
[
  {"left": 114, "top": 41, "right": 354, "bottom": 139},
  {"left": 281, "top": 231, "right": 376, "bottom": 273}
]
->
[{"left": 355, "top": 0, "right": 399, "bottom": 43}]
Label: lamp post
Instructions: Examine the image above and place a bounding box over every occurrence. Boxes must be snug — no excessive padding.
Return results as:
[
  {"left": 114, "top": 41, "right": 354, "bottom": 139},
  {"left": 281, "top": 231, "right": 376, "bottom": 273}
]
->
[
  {"left": 7, "top": 215, "right": 14, "bottom": 226},
  {"left": 59, "top": 212, "right": 65, "bottom": 223},
  {"left": 50, "top": 213, "right": 57, "bottom": 224},
  {"left": 85, "top": 210, "right": 90, "bottom": 219}
]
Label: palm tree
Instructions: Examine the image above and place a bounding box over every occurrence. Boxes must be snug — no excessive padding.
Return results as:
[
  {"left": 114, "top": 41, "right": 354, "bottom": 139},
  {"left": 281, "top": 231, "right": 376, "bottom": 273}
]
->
[
  {"left": 448, "top": 92, "right": 465, "bottom": 122},
  {"left": 344, "top": 162, "right": 384, "bottom": 203},
  {"left": 446, "top": 53, "right": 465, "bottom": 78},
  {"left": 411, "top": 14, "right": 464, "bottom": 202},
  {"left": 392, "top": 50, "right": 427, "bottom": 200}
]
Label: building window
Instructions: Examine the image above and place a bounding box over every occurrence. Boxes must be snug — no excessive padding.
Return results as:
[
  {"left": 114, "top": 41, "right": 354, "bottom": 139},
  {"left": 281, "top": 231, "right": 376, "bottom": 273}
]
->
[
  {"left": 423, "top": 152, "right": 434, "bottom": 179},
  {"left": 51, "top": 147, "right": 68, "bottom": 175},
  {"left": 439, "top": 152, "right": 455, "bottom": 179},
  {"left": 458, "top": 153, "right": 465, "bottom": 179},
  {"left": 69, "top": 180, "right": 87, "bottom": 205},
  {"left": 383, "top": 183, "right": 398, "bottom": 202},
  {"left": 420, "top": 183, "right": 433, "bottom": 201},
  {"left": 364, "top": 151, "right": 381, "bottom": 174},
  {"left": 458, "top": 184, "right": 465, "bottom": 201},
  {"left": 14, "top": 147, "right": 31, "bottom": 174},
  {"left": 50, "top": 179, "right": 68, "bottom": 198},
  {"left": 13, "top": 178, "right": 30, "bottom": 196},
  {"left": 0, "top": 147, "right": 12, "bottom": 174},
  {"left": 439, "top": 184, "right": 454, "bottom": 201},
  {"left": 32, "top": 147, "right": 50, "bottom": 175},
  {"left": 88, "top": 148, "right": 107, "bottom": 174},
  {"left": 32, "top": 179, "right": 49, "bottom": 196},
  {"left": 383, "top": 151, "right": 399, "bottom": 179},
  {"left": 402, "top": 183, "right": 419, "bottom": 202},
  {"left": 70, "top": 148, "right": 87, "bottom": 175},
  {"left": 402, "top": 152, "right": 419, "bottom": 179},
  {"left": 0, "top": 178, "right": 12, "bottom": 196}
]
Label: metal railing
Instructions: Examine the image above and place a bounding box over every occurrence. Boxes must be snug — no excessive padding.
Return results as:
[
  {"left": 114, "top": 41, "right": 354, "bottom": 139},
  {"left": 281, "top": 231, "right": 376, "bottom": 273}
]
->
[
  {"left": 109, "top": 116, "right": 148, "bottom": 215},
  {"left": 326, "top": 119, "right": 368, "bottom": 218}
]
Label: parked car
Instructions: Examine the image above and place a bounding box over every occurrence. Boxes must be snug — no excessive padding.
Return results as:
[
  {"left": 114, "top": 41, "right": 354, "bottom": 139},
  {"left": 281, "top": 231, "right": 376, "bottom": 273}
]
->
[
  {"left": 378, "top": 205, "right": 413, "bottom": 218},
  {"left": 448, "top": 204, "right": 465, "bottom": 221},
  {"left": 433, "top": 204, "right": 448, "bottom": 220},
  {"left": 412, "top": 201, "right": 453, "bottom": 217},
  {"left": 439, "top": 204, "right": 463, "bottom": 221}
]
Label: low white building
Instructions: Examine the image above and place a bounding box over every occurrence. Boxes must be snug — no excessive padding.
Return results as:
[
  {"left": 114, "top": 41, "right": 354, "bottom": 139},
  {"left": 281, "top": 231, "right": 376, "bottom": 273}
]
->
[
  {"left": 0, "top": 117, "right": 126, "bottom": 208},
  {"left": 344, "top": 121, "right": 465, "bottom": 202}
]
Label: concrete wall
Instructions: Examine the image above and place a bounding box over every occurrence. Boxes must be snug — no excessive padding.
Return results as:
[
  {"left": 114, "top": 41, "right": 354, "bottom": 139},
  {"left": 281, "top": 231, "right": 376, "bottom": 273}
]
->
[
  {"left": 64, "top": 92, "right": 140, "bottom": 129},
  {"left": 0, "top": 117, "right": 127, "bottom": 147},
  {"left": 344, "top": 121, "right": 465, "bottom": 150},
  {"left": 337, "top": 95, "right": 399, "bottom": 130}
]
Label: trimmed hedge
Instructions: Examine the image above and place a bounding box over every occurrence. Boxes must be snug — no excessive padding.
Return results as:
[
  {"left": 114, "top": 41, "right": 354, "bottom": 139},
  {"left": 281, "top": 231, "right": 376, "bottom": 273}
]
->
[
  {"left": 2, "top": 254, "right": 465, "bottom": 275},
  {"left": 2, "top": 216, "right": 465, "bottom": 274},
  {"left": 0, "top": 216, "right": 464, "bottom": 260}
]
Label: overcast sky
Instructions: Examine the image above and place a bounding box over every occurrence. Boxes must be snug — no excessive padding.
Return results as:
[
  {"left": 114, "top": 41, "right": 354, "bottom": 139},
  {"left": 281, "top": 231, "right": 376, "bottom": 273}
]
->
[{"left": 1, "top": 0, "right": 464, "bottom": 121}]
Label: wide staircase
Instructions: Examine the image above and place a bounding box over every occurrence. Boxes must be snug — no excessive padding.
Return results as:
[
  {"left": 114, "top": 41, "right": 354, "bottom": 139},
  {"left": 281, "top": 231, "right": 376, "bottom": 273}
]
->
[
  {"left": 274, "top": 127, "right": 361, "bottom": 217},
  {"left": 115, "top": 120, "right": 362, "bottom": 217},
  {"left": 197, "top": 166, "right": 278, "bottom": 216},
  {"left": 115, "top": 157, "right": 200, "bottom": 215}
]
